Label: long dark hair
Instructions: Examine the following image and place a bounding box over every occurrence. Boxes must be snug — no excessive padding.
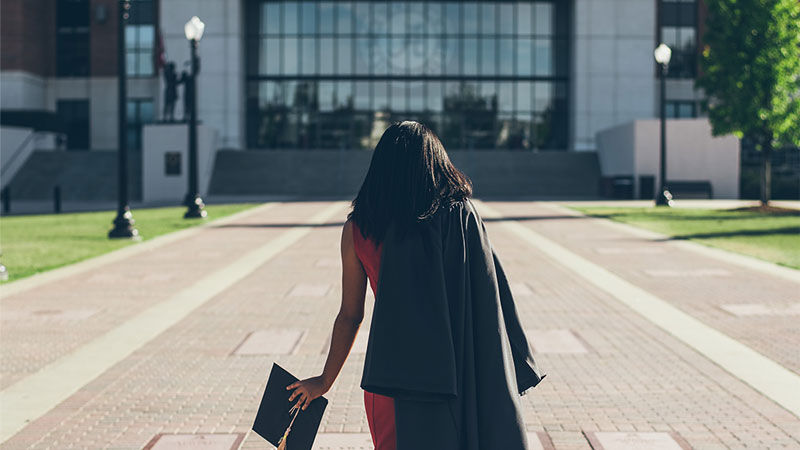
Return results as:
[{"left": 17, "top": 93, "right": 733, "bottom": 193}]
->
[{"left": 348, "top": 121, "right": 473, "bottom": 244}]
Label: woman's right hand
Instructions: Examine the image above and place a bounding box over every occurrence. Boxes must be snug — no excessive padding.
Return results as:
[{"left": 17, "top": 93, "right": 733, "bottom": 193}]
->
[{"left": 286, "top": 375, "right": 330, "bottom": 410}]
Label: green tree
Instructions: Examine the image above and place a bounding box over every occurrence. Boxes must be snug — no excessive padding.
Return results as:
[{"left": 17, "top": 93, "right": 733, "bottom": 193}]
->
[{"left": 697, "top": 0, "right": 800, "bottom": 205}]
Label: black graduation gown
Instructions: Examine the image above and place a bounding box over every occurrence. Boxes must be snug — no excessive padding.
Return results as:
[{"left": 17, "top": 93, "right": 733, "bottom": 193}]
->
[{"left": 361, "top": 198, "right": 546, "bottom": 450}]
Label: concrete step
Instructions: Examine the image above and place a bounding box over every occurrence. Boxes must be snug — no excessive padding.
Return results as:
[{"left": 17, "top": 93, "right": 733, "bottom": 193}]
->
[
  {"left": 5, "top": 151, "right": 141, "bottom": 201},
  {"left": 209, "top": 150, "right": 600, "bottom": 197}
]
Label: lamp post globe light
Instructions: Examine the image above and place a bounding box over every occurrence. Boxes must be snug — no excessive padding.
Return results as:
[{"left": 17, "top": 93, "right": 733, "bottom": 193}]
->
[
  {"left": 654, "top": 43, "right": 673, "bottom": 207},
  {"left": 109, "top": 0, "right": 140, "bottom": 238},
  {"left": 183, "top": 16, "right": 207, "bottom": 219}
]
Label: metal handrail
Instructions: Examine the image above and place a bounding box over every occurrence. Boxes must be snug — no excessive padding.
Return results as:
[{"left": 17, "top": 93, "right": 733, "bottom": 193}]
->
[{"left": 1, "top": 131, "right": 39, "bottom": 178}]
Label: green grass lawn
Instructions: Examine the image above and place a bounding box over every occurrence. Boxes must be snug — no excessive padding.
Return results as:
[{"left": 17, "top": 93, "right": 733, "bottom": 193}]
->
[
  {"left": 0, "top": 204, "right": 257, "bottom": 283},
  {"left": 572, "top": 206, "right": 800, "bottom": 270}
]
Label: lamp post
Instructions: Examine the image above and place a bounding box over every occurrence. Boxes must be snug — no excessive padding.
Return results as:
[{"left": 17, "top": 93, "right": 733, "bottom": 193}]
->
[
  {"left": 654, "top": 43, "right": 673, "bottom": 207},
  {"left": 183, "top": 16, "right": 207, "bottom": 219},
  {"left": 109, "top": 0, "right": 139, "bottom": 238}
]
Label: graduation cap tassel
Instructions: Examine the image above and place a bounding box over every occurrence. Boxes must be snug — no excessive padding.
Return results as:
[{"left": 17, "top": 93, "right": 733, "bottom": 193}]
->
[{"left": 276, "top": 403, "right": 301, "bottom": 450}]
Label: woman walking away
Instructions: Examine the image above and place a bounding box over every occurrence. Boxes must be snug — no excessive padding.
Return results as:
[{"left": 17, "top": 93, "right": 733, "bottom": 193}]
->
[{"left": 287, "top": 121, "right": 546, "bottom": 450}]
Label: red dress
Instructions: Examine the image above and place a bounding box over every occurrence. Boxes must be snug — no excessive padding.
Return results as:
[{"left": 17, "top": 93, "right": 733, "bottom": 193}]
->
[{"left": 351, "top": 221, "right": 397, "bottom": 450}]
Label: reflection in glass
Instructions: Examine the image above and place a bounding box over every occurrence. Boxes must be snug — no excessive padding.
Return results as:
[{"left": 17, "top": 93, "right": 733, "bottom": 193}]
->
[
  {"left": 301, "top": 37, "right": 316, "bottom": 74},
  {"left": 480, "top": 38, "right": 495, "bottom": 75},
  {"left": 444, "top": 3, "right": 460, "bottom": 34},
  {"left": 354, "top": 81, "right": 370, "bottom": 110},
  {"left": 444, "top": 38, "right": 460, "bottom": 75},
  {"left": 283, "top": 37, "right": 298, "bottom": 74},
  {"left": 427, "top": 3, "right": 443, "bottom": 34},
  {"left": 390, "top": 37, "right": 407, "bottom": 74},
  {"left": 262, "top": 2, "right": 281, "bottom": 34},
  {"left": 320, "top": 81, "right": 335, "bottom": 111},
  {"left": 515, "top": 38, "right": 532, "bottom": 76},
  {"left": 261, "top": 38, "right": 280, "bottom": 74},
  {"left": 464, "top": 38, "right": 479, "bottom": 76},
  {"left": 534, "top": 38, "right": 552, "bottom": 76},
  {"left": 390, "top": 81, "right": 406, "bottom": 112},
  {"left": 355, "top": 38, "right": 371, "bottom": 74},
  {"left": 409, "top": 3, "right": 424, "bottom": 35},
  {"left": 336, "top": 2, "right": 352, "bottom": 33},
  {"left": 517, "top": 3, "right": 532, "bottom": 35},
  {"left": 409, "top": 38, "right": 425, "bottom": 75},
  {"left": 498, "top": 82, "right": 513, "bottom": 112},
  {"left": 373, "top": 81, "right": 389, "bottom": 111},
  {"left": 426, "top": 37, "right": 443, "bottom": 75},
  {"left": 463, "top": 2, "right": 478, "bottom": 34},
  {"left": 534, "top": 3, "right": 552, "bottom": 35},
  {"left": 320, "top": 2, "right": 335, "bottom": 33},
  {"left": 390, "top": 2, "right": 406, "bottom": 35},
  {"left": 426, "top": 81, "right": 443, "bottom": 112},
  {"left": 534, "top": 82, "right": 552, "bottom": 113},
  {"left": 285, "top": 2, "right": 298, "bottom": 34},
  {"left": 337, "top": 81, "right": 353, "bottom": 109},
  {"left": 301, "top": 2, "right": 316, "bottom": 34},
  {"left": 499, "top": 38, "right": 513, "bottom": 75},
  {"left": 373, "top": 37, "right": 389, "bottom": 75},
  {"left": 354, "top": 2, "right": 369, "bottom": 34},
  {"left": 320, "top": 38, "right": 334, "bottom": 74},
  {"left": 372, "top": 3, "right": 388, "bottom": 33},
  {"left": 480, "top": 3, "right": 495, "bottom": 35},
  {"left": 337, "top": 38, "right": 352, "bottom": 74},
  {"left": 499, "top": 3, "right": 513, "bottom": 35},
  {"left": 409, "top": 81, "right": 424, "bottom": 111},
  {"left": 246, "top": 0, "right": 569, "bottom": 151}
]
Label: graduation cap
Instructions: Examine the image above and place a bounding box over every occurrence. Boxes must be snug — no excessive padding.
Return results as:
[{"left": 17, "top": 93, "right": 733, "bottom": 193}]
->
[{"left": 252, "top": 363, "right": 328, "bottom": 450}]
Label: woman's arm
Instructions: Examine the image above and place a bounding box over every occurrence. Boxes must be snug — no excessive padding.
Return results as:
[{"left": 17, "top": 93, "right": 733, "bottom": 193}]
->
[{"left": 286, "top": 219, "right": 368, "bottom": 410}]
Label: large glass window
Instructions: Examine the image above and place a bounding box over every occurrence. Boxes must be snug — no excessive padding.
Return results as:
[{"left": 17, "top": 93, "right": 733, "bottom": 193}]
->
[
  {"left": 57, "top": 0, "right": 90, "bottom": 77},
  {"left": 245, "top": 0, "right": 569, "bottom": 150},
  {"left": 660, "top": 0, "right": 697, "bottom": 78},
  {"left": 126, "top": 0, "right": 156, "bottom": 77},
  {"left": 127, "top": 98, "right": 155, "bottom": 150}
]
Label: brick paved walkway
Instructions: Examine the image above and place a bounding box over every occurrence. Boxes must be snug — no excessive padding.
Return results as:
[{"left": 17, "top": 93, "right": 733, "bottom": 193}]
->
[{"left": 1, "top": 201, "right": 798, "bottom": 449}]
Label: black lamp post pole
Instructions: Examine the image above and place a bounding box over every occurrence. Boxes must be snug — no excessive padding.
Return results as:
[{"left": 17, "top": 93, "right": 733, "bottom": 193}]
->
[
  {"left": 655, "top": 62, "right": 670, "bottom": 206},
  {"left": 109, "top": 0, "right": 139, "bottom": 238},
  {"left": 184, "top": 38, "right": 207, "bottom": 219}
]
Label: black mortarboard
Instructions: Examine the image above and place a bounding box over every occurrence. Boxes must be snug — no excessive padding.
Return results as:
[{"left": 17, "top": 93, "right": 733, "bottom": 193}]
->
[{"left": 252, "top": 363, "right": 328, "bottom": 450}]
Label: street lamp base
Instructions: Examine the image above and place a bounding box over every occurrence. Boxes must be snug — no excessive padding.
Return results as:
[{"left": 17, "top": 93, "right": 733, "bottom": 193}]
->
[
  {"left": 108, "top": 207, "right": 140, "bottom": 239},
  {"left": 655, "top": 189, "right": 674, "bottom": 207},
  {"left": 184, "top": 195, "right": 208, "bottom": 219}
]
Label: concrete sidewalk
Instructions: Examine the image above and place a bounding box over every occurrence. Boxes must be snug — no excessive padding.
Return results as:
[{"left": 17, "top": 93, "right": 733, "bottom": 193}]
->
[{"left": 1, "top": 200, "right": 798, "bottom": 449}]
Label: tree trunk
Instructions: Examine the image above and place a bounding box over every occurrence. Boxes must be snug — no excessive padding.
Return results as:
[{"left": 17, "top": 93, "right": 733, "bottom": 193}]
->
[{"left": 759, "top": 138, "right": 772, "bottom": 206}]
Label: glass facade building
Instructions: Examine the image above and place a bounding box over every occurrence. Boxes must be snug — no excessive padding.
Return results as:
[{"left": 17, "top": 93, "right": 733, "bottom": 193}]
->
[{"left": 245, "top": 0, "right": 570, "bottom": 151}]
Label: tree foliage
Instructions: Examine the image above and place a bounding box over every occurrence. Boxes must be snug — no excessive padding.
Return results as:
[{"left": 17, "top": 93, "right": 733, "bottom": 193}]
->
[{"left": 697, "top": 0, "right": 800, "bottom": 149}]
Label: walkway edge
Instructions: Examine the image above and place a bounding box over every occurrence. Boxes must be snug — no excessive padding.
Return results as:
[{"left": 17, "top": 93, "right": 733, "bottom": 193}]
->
[
  {"left": 0, "top": 202, "right": 346, "bottom": 444},
  {"left": 549, "top": 203, "right": 800, "bottom": 284},
  {"left": 475, "top": 201, "right": 800, "bottom": 419},
  {"left": 0, "top": 202, "right": 278, "bottom": 299}
]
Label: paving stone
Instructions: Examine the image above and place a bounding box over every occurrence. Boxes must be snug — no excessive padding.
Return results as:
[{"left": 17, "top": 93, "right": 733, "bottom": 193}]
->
[
  {"left": 3, "top": 201, "right": 800, "bottom": 450},
  {"left": 143, "top": 433, "right": 244, "bottom": 450},
  {"left": 720, "top": 303, "right": 800, "bottom": 317},
  {"left": 527, "top": 329, "right": 589, "bottom": 354},
  {"left": 585, "top": 431, "right": 690, "bottom": 450},
  {"left": 0, "top": 309, "right": 100, "bottom": 321},
  {"left": 527, "top": 431, "right": 556, "bottom": 450},
  {"left": 643, "top": 268, "right": 731, "bottom": 278},
  {"left": 593, "top": 247, "right": 664, "bottom": 255},
  {"left": 512, "top": 282, "right": 535, "bottom": 296},
  {"left": 312, "top": 433, "right": 373, "bottom": 449},
  {"left": 288, "top": 283, "right": 331, "bottom": 297},
  {"left": 316, "top": 258, "right": 341, "bottom": 268},
  {"left": 232, "top": 329, "right": 306, "bottom": 355}
]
